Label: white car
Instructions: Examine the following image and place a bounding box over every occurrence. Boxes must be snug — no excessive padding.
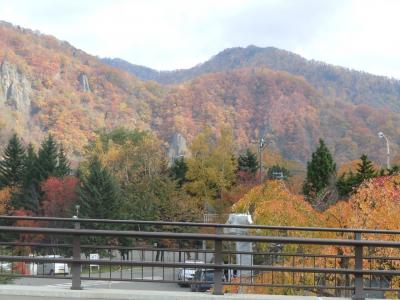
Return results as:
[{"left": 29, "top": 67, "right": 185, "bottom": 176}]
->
[
  {"left": 36, "top": 255, "right": 69, "bottom": 275},
  {"left": 0, "top": 262, "right": 11, "bottom": 272},
  {"left": 177, "top": 260, "right": 204, "bottom": 287}
]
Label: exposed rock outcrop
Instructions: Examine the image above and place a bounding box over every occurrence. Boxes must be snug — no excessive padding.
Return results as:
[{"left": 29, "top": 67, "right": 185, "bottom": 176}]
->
[
  {"left": 0, "top": 60, "right": 31, "bottom": 113},
  {"left": 167, "top": 132, "right": 189, "bottom": 163},
  {"left": 78, "top": 73, "right": 91, "bottom": 92}
]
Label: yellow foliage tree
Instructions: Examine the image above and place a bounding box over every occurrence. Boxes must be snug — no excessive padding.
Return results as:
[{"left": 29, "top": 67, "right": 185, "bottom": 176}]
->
[
  {"left": 0, "top": 186, "right": 12, "bottom": 214},
  {"left": 233, "top": 180, "right": 321, "bottom": 228},
  {"left": 185, "top": 126, "right": 237, "bottom": 214}
]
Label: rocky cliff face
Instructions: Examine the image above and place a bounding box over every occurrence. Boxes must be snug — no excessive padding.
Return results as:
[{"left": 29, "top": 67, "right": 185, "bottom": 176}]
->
[
  {"left": 0, "top": 60, "right": 31, "bottom": 114},
  {"left": 78, "top": 73, "right": 91, "bottom": 93},
  {"left": 167, "top": 132, "right": 189, "bottom": 163}
]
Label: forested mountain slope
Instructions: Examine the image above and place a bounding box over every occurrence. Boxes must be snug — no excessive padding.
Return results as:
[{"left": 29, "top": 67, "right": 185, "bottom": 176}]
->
[
  {"left": 0, "top": 21, "right": 165, "bottom": 156},
  {"left": 1, "top": 21, "right": 399, "bottom": 165},
  {"left": 150, "top": 68, "right": 400, "bottom": 163},
  {"left": 104, "top": 46, "right": 400, "bottom": 112}
]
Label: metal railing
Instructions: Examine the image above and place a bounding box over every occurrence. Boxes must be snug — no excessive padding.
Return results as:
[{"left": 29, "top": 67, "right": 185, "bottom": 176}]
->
[{"left": 0, "top": 216, "right": 399, "bottom": 299}]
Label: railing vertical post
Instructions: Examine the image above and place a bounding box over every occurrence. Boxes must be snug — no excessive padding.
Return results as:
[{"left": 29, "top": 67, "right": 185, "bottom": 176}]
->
[
  {"left": 353, "top": 232, "right": 364, "bottom": 300},
  {"left": 71, "top": 217, "right": 82, "bottom": 290},
  {"left": 213, "top": 227, "right": 223, "bottom": 295}
]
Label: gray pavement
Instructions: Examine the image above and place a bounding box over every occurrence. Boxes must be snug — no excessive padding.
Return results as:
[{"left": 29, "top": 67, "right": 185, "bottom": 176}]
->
[
  {"left": 0, "top": 285, "right": 353, "bottom": 300},
  {"left": 14, "top": 267, "right": 188, "bottom": 291},
  {"left": 12, "top": 249, "right": 206, "bottom": 291}
]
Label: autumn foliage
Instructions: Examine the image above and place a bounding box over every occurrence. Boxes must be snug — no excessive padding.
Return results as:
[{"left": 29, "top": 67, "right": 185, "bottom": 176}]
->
[
  {"left": 0, "top": 186, "right": 12, "bottom": 214},
  {"left": 1, "top": 21, "right": 400, "bottom": 166},
  {"left": 41, "top": 176, "right": 78, "bottom": 217}
]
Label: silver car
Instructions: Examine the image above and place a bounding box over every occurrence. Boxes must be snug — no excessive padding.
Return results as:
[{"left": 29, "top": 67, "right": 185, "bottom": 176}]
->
[
  {"left": 177, "top": 260, "right": 204, "bottom": 287},
  {"left": 0, "top": 262, "right": 11, "bottom": 273},
  {"left": 36, "top": 255, "right": 69, "bottom": 276}
]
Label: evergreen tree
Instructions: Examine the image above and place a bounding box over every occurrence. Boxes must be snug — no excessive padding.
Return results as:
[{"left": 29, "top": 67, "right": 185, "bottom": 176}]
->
[
  {"left": 336, "top": 154, "right": 376, "bottom": 198},
  {"left": 0, "top": 134, "right": 26, "bottom": 188},
  {"left": 303, "top": 139, "right": 336, "bottom": 198},
  {"left": 10, "top": 143, "right": 40, "bottom": 212},
  {"left": 37, "top": 134, "right": 59, "bottom": 181},
  {"left": 169, "top": 156, "right": 188, "bottom": 187},
  {"left": 78, "top": 157, "right": 120, "bottom": 221},
  {"left": 387, "top": 165, "right": 400, "bottom": 175},
  {"left": 336, "top": 171, "right": 358, "bottom": 197},
  {"left": 23, "top": 143, "right": 39, "bottom": 188},
  {"left": 356, "top": 154, "right": 375, "bottom": 182},
  {"left": 238, "top": 149, "right": 259, "bottom": 176},
  {"left": 56, "top": 144, "right": 71, "bottom": 177}
]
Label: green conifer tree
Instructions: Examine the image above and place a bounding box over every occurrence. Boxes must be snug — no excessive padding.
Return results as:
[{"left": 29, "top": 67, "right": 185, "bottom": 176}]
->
[
  {"left": 56, "top": 144, "right": 71, "bottom": 177},
  {"left": 336, "top": 170, "right": 358, "bottom": 197},
  {"left": 356, "top": 154, "right": 375, "bottom": 182},
  {"left": 78, "top": 157, "right": 120, "bottom": 221},
  {"left": 20, "top": 143, "right": 40, "bottom": 212},
  {"left": 336, "top": 154, "right": 376, "bottom": 198},
  {"left": 37, "top": 134, "right": 59, "bottom": 181},
  {"left": 238, "top": 149, "right": 259, "bottom": 176},
  {"left": 0, "top": 134, "right": 26, "bottom": 188},
  {"left": 303, "top": 139, "right": 336, "bottom": 198},
  {"left": 169, "top": 156, "right": 188, "bottom": 187}
]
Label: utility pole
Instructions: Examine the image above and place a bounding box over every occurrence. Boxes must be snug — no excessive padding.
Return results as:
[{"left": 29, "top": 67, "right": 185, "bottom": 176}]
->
[
  {"left": 259, "top": 137, "right": 267, "bottom": 184},
  {"left": 378, "top": 132, "right": 391, "bottom": 169}
]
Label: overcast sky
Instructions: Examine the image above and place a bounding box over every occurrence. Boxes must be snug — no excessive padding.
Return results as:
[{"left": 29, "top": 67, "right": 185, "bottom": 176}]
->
[{"left": 1, "top": 0, "right": 400, "bottom": 78}]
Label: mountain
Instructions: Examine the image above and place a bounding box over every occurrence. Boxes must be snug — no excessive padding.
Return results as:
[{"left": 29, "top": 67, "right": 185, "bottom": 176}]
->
[
  {"left": 1, "top": 20, "right": 399, "bottom": 166},
  {"left": 149, "top": 68, "right": 400, "bottom": 163},
  {"left": 0, "top": 21, "right": 165, "bottom": 157},
  {"left": 104, "top": 46, "right": 400, "bottom": 112},
  {"left": 102, "top": 57, "right": 162, "bottom": 82}
]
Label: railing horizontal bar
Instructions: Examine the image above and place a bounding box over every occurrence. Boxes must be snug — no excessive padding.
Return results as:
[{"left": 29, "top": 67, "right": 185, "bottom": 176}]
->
[
  {"left": 0, "top": 242, "right": 211, "bottom": 253},
  {"left": 2, "top": 255, "right": 400, "bottom": 276},
  {"left": 80, "top": 245, "right": 211, "bottom": 253},
  {"left": 2, "top": 273, "right": 398, "bottom": 292},
  {"left": 223, "top": 250, "right": 353, "bottom": 258},
  {"left": 0, "top": 256, "right": 72, "bottom": 263},
  {"left": 364, "top": 255, "right": 400, "bottom": 260},
  {"left": 71, "top": 277, "right": 358, "bottom": 290},
  {"left": 0, "top": 241, "right": 355, "bottom": 258},
  {"left": 2, "top": 215, "right": 400, "bottom": 235},
  {"left": 0, "top": 242, "right": 71, "bottom": 248},
  {"left": 1, "top": 225, "right": 400, "bottom": 247},
  {"left": 0, "top": 274, "right": 72, "bottom": 280}
]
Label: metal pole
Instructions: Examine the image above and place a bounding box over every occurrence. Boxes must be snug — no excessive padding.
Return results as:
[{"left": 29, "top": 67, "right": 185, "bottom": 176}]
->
[
  {"left": 213, "top": 227, "right": 223, "bottom": 295},
  {"left": 259, "top": 137, "right": 265, "bottom": 184},
  {"left": 352, "top": 232, "right": 364, "bottom": 300},
  {"left": 71, "top": 217, "right": 82, "bottom": 290},
  {"left": 378, "top": 132, "right": 390, "bottom": 170},
  {"left": 385, "top": 136, "right": 390, "bottom": 169},
  {"left": 259, "top": 145, "right": 262, "bottom": 184}
]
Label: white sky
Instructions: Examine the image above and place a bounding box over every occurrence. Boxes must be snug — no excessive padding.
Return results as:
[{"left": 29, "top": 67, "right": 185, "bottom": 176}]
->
[{"left": 1, "top": 0, "right": 400, "bottom": 78}]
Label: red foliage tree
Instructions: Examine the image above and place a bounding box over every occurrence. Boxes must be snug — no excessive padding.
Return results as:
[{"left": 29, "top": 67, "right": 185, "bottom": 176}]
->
[
  {"left": 13, "top": 209, "right": 44, "bottom": 255},
  {"left": 41, "top": 176, "right": 79, "bottom": 217}
]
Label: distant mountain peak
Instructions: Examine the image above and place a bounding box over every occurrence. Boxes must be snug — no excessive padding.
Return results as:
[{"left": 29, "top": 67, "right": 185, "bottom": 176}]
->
[{"left": 103, "top": 45, "right": 400, "bottom": 112}]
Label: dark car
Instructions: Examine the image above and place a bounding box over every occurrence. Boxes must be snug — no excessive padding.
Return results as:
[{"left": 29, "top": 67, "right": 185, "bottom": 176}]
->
[{"left": 190, "top": 269, "right": 224, "bottom": 292}]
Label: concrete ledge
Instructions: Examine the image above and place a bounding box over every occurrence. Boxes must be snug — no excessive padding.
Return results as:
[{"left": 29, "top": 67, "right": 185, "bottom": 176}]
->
[{"left": 0, "top": 285, "right": 353, "bottom": 300}]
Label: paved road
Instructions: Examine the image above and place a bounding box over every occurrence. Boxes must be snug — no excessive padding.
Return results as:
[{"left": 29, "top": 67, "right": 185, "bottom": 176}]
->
[
  {"left": 9, "top": 249, "right": 207, "bottom": 294},
  {"left": 14, "top": 267, "right": 189, "bottom": 291},
  {"left": 0, "top": 297, "right": 102, "bottom": 300}
]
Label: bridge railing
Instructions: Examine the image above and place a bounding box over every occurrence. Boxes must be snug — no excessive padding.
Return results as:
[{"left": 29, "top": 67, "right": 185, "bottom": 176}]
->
[{"left": 0, "top": 216, "right": 399, "bottom": 299}]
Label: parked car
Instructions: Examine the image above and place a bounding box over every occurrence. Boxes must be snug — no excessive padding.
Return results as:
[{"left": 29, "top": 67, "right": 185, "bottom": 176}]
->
[
  {"left": 0, "top": 262, "right": 11, "bottom": 272},
  {"left": 177, "top": 260, "right": 204, "bottom": 287},
  {"left": 36, "top": 255, "right": 69, "bottom": 275},
  {"left": 190, "top": 269, "right": 225, "bottom": 292}
]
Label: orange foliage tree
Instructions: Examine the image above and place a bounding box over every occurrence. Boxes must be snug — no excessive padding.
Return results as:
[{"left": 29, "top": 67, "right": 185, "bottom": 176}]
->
[
  {"left": 0, "top": 186, "right": 12, "bottom": 214},
  {"left": 232, "top": 175, "right": 400, "bottom": 295},
  {"left": 41, "top": 176, "right": 79, "bottom": 217}
]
